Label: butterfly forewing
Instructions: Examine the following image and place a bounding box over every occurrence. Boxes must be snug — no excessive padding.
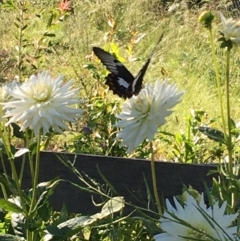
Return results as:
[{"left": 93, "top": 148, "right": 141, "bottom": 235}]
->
[
  {"left": 131, "top": 34, "right": 164, "bottom": 95},
  {"left": 93, "top": 47, "right": 134, "bottom": 82},
  {"left": 93, "top": 47, "right": 135, "bottom": 98},
  {"left": 93, "top": 33, "right": 163, "bottom": 98}
]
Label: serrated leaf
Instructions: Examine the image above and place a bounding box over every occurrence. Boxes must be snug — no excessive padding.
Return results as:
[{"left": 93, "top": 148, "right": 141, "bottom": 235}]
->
[
  {"left": 198, "top": 126, "right": 226, "bottom": 144},
  {"left": 14, "top": 148, "right": 29, "bottom": 158},
  {"left": 0, "top": 199, "right": 22, "bottom": 213}
]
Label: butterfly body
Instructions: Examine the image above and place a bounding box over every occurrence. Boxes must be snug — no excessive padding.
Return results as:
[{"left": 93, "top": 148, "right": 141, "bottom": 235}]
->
[{"left": 93, "top": 33, "right": 163, "bottom": 99}]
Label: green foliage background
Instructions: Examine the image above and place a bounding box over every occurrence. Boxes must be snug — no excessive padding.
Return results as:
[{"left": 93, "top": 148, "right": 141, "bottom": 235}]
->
[{"left": 1, "top": 0, "right": 240, "bottom": 161}]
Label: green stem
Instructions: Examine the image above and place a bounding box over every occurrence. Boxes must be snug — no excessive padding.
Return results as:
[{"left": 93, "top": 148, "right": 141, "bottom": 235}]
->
[
  {"left": 0, "top": 152, "right": 8, "bottom": 180},
  {"left": 19, "top": 155, "right": 26, "bottom": 186},
  {"left": 25, "top": 130, "right": 35, "bottom": 186},
  {"left": 225, "top": 50, "right": 233, "bottom": 173},
  {"left": 27, "top": 130, "right": 42, "bottom": 241},
  {"left": 209, "top": 28, "right": 227, "bottom": 141},
  {"left": 0, "top": 184, "right": 7, "bottom": 199},
  {"left": 226, "top": 49, "right": 236, "bottom": 212},
  {"left": 150, "top": 142, "right": 162, "bottom": 215},
  {"left": 29, "top": 130, "right": 42, "bottom": 213}
]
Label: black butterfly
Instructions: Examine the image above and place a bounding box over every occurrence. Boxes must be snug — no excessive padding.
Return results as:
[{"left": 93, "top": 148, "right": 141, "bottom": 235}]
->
[{"left": 93, "top": 33, "right": 163, "bottom": 99}]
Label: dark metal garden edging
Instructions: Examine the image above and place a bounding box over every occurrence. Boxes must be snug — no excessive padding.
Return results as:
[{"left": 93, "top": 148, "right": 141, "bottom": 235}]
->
[{"left": 1, "top": 151, "right": 217, "bottom": 215}]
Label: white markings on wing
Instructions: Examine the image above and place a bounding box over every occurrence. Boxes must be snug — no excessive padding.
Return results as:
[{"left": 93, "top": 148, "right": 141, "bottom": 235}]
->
[{"left": 117, "top": 77, "right": 130, "bottom": 88}]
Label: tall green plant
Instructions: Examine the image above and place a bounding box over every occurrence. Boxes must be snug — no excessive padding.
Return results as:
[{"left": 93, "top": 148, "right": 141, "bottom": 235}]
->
[
  {"left": 2, "top": 0, "right": 69, "bottom": 81},
  {"left": 199, "top": 11, "right": 240, "bottom": 213}
]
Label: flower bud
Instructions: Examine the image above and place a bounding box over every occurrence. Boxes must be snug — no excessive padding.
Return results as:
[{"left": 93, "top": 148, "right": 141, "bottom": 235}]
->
[{"left": 199, "top": 11, "right": 214, "bottom": 30}]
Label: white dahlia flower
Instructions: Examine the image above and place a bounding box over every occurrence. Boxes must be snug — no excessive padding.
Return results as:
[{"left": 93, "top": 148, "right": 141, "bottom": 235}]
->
[
  {"left": 114, "top": 80, "right": 184, "bottom": 153},
  {"left": 154, "top": 193, "right": 238, "bottom": 241},
  {"left": 2, "top": 71, "right": 83, "bottom": 136},
  {"left": 219, "top": 12, "right": 240, "bottom": 48}
]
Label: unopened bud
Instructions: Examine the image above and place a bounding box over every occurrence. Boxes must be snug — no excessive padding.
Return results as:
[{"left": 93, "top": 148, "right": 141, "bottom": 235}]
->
[{"left": 199, "top": 11, "right": 214, "bottom": 30}]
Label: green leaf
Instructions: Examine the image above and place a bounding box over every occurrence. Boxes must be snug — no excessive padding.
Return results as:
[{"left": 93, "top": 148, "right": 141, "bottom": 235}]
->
[
  {"left": 0, "top": 174, "right": 18, "bottom": 196},
  {"left": 91, "top": 196, "right": 125, "bottom": 219},
  {"left": 0, "top": 138, "right": 4, "bottom": 150},
  {"left": 44, "top": 216, "right": 97, "bottom": 240},
  {"left": 21, "top": 24, "right": 28, "bottom": 31},
  {"left": 83, "top": 64, "right": 97, "bottom": 70},
  {"left": 10, "top": 123, "right": 24, "bottom": 139},
  {"left": 28, "top": 141, "right": 37, "bottom": 155},
  {"left": 10, "top": 211, "right": 25, "bottom": 237},
  {"left": 0, "top": 199, "right": 22, "bottom": 213},
  {"left": 58, "top": 216, "right": 96, "bottom": 230},
  {"left": 2, "top": 0, "right": 16, "bottom": 10},
  {"left": 198, "top": 126, "right": 225, "bottom": 144},
  {"left": 47, "top": 14, "right": 54, "bottom": 28},
  {"left": 32, "top": 179, "right": 61, "bottom": 213},
  {"left": 59, "top": 203, "right": 68, "bottom": 223},
  {"left": 130, "top": 216, "right": 161, "bottom": 236},
  {"left": 109, "top": 42, "right": 126, "bottom": 63},
  {"left": 43, "top": 32, "right": 56, "bottom": 37},
  {"left": 14, "top": 148, "right": 29, "bottom": 158},
  {"left": 0, "top": 233, "right": 25, "bottom": 241}
]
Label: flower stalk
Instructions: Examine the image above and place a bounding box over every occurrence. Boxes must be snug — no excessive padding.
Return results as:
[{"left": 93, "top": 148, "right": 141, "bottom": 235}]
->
[
  {"left": 200, "top": 11, "right": 240, "bottom": 213},
  {"left": 29, "top": 129, "right": 42, "bottom": 212},
  {"left": 225, "top": 49, "right": 233, "bottom": 173},
  {"left": 208, "top": 23, "right": 228, "bottom": 142},
  {"left": 150, "top": 142, "right": 162, "bottom": 215}
]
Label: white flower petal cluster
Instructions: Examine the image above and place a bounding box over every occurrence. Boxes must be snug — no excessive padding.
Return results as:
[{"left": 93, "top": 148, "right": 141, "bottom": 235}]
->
[
  {"left": 154, "top": 193, "right": 238, "bottom": 241},
  {"left": 219, "top": 11, "right": 240, "bottom": 48},
  {"left": 2, "top": 71, "right": 83, "bottom": 136},
  {"left": 0, "top": 80, "right": 20, "bottom": 121},
  {"left": 115, "top": 80, "right": 184, "bottom": 153},
  {"left": 0, "top": 80, "right": 20, "bottom": 102}
]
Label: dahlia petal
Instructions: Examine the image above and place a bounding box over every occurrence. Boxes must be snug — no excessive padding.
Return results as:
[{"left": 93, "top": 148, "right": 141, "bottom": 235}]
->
[{"left": 154, "top": 193, "right": 238, "bottom": 241}]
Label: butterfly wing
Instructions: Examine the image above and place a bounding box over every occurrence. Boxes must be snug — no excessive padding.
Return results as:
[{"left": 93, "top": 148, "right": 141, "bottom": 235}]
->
[
  {"left": 131, "top": 33, "right": 164, "bottom": 95},
  {"left": 93, "top": 47, "right": 135, "bottom": 98}
]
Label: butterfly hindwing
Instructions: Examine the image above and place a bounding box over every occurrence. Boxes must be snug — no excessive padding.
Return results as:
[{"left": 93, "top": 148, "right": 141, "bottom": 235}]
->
[{"left": 106, "top": 73, "right": 133, "bottom": 98}]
